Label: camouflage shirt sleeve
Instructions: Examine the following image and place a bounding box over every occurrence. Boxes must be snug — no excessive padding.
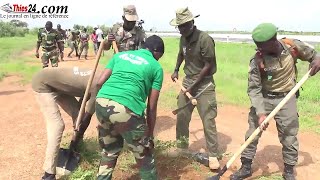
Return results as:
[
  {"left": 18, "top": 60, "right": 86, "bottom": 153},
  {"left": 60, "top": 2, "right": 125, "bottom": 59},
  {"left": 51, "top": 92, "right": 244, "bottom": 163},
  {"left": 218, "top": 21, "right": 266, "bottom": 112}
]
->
[
  {"left": 247, "top": 59, "right": 266, "bottom": 115},
  {"left": 37, "top": 29, "right": 42, "bottom": 43},
  {"left": 293, "top": 39, "right": 317, "bottom": 62},
  {"left": 55, "top": 30, "right": 63, "bottom": 43}
]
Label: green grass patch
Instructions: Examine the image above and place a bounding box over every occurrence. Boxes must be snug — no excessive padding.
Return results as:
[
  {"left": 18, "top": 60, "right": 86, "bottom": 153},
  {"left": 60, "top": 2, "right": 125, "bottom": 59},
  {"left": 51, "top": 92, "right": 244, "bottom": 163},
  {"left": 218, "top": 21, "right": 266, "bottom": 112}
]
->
[{"left": 0, "top": 34, "right": 40, "bottom": 82}]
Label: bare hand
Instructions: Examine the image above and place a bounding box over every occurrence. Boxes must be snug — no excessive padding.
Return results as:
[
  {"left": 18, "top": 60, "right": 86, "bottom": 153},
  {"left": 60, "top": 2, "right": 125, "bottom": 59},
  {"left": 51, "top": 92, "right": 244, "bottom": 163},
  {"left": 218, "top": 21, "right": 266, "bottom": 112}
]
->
[
  {"left": 309, "top": 59, "right": 320, "bottom": 76},
  {"left": 171, "top": 71, "right": 178, "bottom": 82},
  {"left": 258, "top": 114, "right": 268, "bottom": 131},
  {"left": 108, "top": 33, "right": 116, "bottom": 42},
  {"left": 35, "top": 52, "right": 39, "bottom": 58}
]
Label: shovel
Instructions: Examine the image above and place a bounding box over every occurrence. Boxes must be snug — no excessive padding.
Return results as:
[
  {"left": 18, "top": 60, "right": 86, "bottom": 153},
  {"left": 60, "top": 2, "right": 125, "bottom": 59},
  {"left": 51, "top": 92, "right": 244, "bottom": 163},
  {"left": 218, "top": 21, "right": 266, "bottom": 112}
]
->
[
  {"left": 207, "top": 69, "right": 312, "bottom": 180},
  {"left": 56, "top": 40, "right": 112, "bottom": 175}
]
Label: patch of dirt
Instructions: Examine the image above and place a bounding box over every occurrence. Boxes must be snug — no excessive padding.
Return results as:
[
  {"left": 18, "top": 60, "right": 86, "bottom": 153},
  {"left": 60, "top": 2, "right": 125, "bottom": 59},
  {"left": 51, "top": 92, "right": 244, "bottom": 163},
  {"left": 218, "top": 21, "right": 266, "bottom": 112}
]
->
[{"left": 0, "top": 49, "right": 319, "bottom": 180}]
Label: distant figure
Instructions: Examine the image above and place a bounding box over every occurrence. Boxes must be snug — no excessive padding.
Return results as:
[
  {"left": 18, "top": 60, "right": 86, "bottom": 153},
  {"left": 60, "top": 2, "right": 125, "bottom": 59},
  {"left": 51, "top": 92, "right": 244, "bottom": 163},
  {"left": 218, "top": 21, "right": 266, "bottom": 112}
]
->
[
  {"left": 96, "top": 26, "right": 104, "bottom": 50},
  {"left": 36, "top": 21, "right": 63, "bottom": 68},
  {"left": 78, "top": 28, "right": 89, "bottom": 60},
  {"left": 91, "top": 30, "right": 98, "bottom": 55},
  {"left": 67, "top": 30, "right": 79, "bottom": 58},
  {"left": 56, "top": 24, "right": 66, "bottom": 61}
]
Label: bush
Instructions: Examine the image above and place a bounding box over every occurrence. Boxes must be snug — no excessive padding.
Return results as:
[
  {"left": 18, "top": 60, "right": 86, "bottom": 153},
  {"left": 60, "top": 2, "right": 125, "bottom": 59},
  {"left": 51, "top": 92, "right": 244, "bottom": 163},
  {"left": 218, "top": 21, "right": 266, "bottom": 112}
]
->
[{"left": 0, "top": 20, "right": 29, "bottom": 37}]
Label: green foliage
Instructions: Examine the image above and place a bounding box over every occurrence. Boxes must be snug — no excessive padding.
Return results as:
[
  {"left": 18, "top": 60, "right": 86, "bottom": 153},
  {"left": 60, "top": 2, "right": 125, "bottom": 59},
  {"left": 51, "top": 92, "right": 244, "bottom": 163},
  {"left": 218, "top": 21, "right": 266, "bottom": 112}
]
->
[{"left": 0, "top": 20, "right": 29, "bottom": 37}]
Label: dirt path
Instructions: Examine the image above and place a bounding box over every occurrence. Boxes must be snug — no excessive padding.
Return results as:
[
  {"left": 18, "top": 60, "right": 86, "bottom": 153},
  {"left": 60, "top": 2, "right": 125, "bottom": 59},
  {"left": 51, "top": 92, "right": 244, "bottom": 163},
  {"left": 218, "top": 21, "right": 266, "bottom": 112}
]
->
[{"left": 0, "top": 51, "right": 319, "bottom": 180}]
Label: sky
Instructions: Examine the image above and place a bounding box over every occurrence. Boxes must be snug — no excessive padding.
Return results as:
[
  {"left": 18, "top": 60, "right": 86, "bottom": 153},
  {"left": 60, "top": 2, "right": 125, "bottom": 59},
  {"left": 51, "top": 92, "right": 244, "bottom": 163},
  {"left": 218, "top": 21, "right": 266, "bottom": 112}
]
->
[{"left": 1, "top": 0, "right": 319, "bottom": 32}]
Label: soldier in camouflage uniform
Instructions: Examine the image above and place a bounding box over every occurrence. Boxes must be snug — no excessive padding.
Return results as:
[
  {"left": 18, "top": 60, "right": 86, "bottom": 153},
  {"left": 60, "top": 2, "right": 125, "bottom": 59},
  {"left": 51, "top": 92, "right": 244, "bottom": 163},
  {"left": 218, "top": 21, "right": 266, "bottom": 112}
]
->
[
  {"left": 78, "top": 28, "right": 89, "bottom": 60},
  {"left": 67, "top": 30, "right": 79, "bottom": 58},
  {"left": 230, "top": 23, "right": 320, "bottom": 180},
  {"left": 95, "top": 35, "right": 165, "bottom": 180},
  {"left": 105, "top": 5, "right": 146, "bottom": 53},
  {"left": 57, "top": 24, "right": 66, "bottom": 61},
  {"left": 168, "top": 7, "right": 220, "bottom": 170},
  {"left": 36, "top": 21, "right": 63, "bottom": 68}
]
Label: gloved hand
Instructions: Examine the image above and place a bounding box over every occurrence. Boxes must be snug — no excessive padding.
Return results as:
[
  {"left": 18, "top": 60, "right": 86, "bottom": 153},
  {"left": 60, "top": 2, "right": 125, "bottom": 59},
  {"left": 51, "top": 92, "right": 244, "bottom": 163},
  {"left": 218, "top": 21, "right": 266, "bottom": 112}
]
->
[{"left": 107, "top": 33, "right": 116, "bottom": 42}]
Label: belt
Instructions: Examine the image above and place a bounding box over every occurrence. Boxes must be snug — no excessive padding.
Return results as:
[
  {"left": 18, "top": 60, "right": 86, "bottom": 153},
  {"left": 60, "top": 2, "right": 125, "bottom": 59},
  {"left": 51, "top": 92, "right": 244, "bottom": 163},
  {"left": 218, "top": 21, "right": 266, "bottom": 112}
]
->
[{"left": 263, "top": 91, "right": 289, "bottom": 98}]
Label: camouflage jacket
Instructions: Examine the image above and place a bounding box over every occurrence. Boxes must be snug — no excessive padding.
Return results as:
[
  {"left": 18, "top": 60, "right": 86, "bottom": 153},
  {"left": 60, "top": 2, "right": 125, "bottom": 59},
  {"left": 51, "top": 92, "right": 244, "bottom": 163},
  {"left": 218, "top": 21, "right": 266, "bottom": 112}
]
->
[
  {"left": 107, "top": 23, "right": 146, "bottom": 52},
  {"left": 79, "top": 32, "right": 89, "bottom": 44},
  {"left": 57, "top": 29, "right": 66, "bottom": 40},
  {"left": 37, "top": 28, "right": 63, "bottom": 51},
  {"left": 247, "top": 39, "right": 316, "bottom": 115}
]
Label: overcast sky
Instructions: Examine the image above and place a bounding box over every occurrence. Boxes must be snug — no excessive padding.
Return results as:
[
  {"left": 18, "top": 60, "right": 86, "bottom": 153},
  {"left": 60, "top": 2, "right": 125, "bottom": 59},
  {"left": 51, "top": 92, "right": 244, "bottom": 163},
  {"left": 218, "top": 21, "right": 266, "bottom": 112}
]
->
[{"left": 1, "top": 0, "right": 319, "bottom": 32}]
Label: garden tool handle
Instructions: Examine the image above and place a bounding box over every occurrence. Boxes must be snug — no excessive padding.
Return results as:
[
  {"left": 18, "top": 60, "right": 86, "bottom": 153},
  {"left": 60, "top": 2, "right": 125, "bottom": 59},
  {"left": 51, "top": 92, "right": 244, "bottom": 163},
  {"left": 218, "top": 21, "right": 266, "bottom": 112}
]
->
[
  {"left": 112, "top": 41, "right": 119, "bottom": 53},
  {"left": 174, "top": 78, "right": 197, "bottom": 105},
  {"left": 74, "top": 39, "right": 105, "bottom": 131},
  {"left": 225, "top": 69, "right": 311, "bottom": 169}
]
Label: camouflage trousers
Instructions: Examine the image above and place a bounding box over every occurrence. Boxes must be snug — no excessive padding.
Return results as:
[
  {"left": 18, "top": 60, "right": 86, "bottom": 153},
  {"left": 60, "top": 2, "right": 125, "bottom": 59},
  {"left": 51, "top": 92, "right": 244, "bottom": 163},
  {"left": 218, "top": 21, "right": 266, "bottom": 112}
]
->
[
  {"left": 34, "top": 92, "right": 80, "bottom": 174},
  {"left": 41, "top": 49, "right": 59, "bottom": 68},
  {"left": 176, "top": 77, "right": 219, "bottom": 157},
  {"left": 79, "top": 42, "right": 88, "bottom": 56},
  {"left": 241, "top": 96, "right": 299, "bottom": 165},
  {"left": 95, "top": 98, "right": 157, "bottom": 180}
]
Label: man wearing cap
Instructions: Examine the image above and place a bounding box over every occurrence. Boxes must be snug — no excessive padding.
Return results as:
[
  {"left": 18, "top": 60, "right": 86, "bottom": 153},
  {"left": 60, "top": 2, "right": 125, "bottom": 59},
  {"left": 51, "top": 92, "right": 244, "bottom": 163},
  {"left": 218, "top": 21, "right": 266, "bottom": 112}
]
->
[
  {"left": 57, "top": 24, "right": 66, "bottom": 61},
  {"left": 169, "top": 7, "right": 220, "bottom": 170},
  {"left": 230, "top": 23, "right": 320, "bottom": 180},
  {"left": 104, "top": 5, "right": 146, "bottom": 53},
  {"left": 95, "top": 35, "right": 165, "bottom": 180},
  {"left": 32, "top": 66, "right": 102, "bottom": 180},
  {"left": 36, "top": 21, "right": 64, "bottom": 68}
]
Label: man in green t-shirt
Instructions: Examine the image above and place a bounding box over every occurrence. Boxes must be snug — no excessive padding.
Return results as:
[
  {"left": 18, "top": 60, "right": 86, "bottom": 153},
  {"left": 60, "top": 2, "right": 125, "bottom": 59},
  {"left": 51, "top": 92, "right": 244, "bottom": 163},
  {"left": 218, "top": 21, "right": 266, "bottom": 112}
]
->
[
  {"left": 32, "top": 67, "right": 101, "bottom": 180},
  {"left": 95, "top": 35, "right": 164, "bottom": 180}
]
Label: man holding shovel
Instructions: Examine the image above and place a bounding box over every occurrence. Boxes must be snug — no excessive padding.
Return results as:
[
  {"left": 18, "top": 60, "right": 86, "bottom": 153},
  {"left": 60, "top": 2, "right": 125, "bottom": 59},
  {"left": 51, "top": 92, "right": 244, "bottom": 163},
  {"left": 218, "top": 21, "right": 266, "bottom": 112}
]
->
[
  {"left": 168, "top": 7, "right": 220, "bottom": 170},
  {"left": 32, "top": 67, "right": 102, "bottom": 180},
  {"left": 230, "top": 23, "right": 320, "bottom": 180},
  {"left": 104, "top": 5, "right": 146, "bottom": 53}
]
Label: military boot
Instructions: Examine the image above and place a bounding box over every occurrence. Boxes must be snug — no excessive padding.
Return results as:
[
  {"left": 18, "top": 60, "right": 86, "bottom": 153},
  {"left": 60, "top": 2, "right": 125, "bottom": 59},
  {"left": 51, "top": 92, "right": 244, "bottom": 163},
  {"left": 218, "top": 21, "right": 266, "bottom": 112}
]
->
[
  {"left": 41, "top": 172, "right": 56, "bottom": 180},
  {"left": 230, "top": 157, "right": 252, "bottom": 180},
  {"left": 282, "top": 164, "right": 295, "bottom": 180}
]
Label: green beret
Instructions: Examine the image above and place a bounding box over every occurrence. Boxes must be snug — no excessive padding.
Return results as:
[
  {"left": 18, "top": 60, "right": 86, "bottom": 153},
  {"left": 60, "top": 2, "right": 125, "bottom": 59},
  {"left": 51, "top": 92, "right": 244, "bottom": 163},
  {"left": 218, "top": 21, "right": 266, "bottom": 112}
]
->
[{"left": 252, "top": 23, "right": 277, "bottom": 42}]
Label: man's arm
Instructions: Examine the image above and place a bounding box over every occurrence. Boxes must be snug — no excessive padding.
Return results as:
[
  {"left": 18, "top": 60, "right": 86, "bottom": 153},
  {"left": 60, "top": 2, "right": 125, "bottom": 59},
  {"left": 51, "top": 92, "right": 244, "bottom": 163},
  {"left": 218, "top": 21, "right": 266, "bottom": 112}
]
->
[
  {"left": 35, "top": 30, "right": 42, "bottom": 57},
  {"left": 146, "top": 89, "right": 160, "bottom": 137},
  {"left": 171, "top": 42, "right": 184, "bottom": 81},
  {"left": 96, "top": 68, "right": 113, "bottom": 90}
]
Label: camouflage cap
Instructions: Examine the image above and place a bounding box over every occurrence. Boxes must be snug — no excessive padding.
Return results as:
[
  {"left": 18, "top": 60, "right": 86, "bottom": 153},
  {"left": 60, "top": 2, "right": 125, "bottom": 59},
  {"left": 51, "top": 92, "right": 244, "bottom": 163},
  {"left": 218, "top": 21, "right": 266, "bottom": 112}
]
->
[
  {"left": 169, "top": 7, "right": 199, "bottom": 26},
  {"left": 123, "top": 5, "right": 139, "bottom": 21},
  {"left": 252, "top": 23, "right": 277, "bottom": 42}
]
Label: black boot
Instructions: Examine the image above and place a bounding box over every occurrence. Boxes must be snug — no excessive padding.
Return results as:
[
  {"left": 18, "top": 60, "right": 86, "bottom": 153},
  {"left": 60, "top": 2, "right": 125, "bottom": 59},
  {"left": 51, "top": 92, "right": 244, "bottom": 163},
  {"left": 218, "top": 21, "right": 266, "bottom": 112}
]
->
[
  {"left": 230, "top": 157, "right": 252, "bottom": 180},
  {"left": 41, "top": 172, "right": 56, "bottom": 180},
  {"left": 85, "top": 55, "right": 88, "bottom": 60},
  {"left": 283, "top": 164, "right": 295, "bottom": 180}
]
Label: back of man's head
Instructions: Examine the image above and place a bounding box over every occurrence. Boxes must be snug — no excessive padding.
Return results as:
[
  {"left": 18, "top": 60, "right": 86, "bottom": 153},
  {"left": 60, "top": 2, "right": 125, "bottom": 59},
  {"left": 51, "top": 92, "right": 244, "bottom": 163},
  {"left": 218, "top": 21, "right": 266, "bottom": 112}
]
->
[{"left": 144, "top": 35, "right": 164, "bottom": 54}]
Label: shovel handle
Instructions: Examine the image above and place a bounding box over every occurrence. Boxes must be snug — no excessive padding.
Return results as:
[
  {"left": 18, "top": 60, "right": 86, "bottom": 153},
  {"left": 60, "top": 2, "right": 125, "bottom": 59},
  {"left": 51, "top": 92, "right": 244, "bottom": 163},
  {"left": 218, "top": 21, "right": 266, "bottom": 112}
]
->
[
  {"left": 74, "top": 40, "right": 105, "bottom": 130},
  {"left": 174, "top": 78, "right": 197, "bottom": 105},
  {"left": 112, "top": 41, "right": 119, "bottom": 53},
  {"left": 208, "top": 70, "right": 311, "bottom": 179}
]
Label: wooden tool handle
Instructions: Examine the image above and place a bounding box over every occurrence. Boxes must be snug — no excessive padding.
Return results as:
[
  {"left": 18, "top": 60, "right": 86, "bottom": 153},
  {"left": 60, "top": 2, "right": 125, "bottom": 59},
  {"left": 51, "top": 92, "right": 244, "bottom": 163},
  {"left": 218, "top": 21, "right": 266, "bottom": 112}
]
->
[
  {"left": 225, "top": 69, "right": 312, "bottom": 169},
  {"left": 174, "top": 78, "right": 197, "bottom": 105},
  {"left": 112, "top": 41, "right": 119, "bottom": 53}
]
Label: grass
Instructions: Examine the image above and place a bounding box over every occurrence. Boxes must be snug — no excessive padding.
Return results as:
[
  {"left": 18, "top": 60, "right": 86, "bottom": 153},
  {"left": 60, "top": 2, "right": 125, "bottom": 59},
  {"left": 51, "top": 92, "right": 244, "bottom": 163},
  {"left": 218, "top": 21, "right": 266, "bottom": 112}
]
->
[
  {"left": 1, "top": 35, "right": 319, "bottom": 178},
  {"left": 0, "top": 34, "right": 41, "bottom": 82}
]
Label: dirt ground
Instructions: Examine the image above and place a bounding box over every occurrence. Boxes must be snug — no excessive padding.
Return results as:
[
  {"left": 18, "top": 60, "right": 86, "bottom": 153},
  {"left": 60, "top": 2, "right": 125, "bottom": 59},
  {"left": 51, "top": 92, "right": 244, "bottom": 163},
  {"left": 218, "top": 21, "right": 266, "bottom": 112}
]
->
[{"left": 0, "top": 51, "right": 320, "bottom": 180}]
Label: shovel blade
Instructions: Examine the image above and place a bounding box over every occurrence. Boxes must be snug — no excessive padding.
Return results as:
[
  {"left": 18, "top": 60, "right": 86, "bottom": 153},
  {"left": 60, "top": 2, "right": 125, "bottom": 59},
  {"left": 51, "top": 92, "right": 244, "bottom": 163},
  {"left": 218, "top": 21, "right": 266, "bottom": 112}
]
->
[
  {"left": 206, "top": 175, "right": 220, "bottom": 180},
  {"left": 56, "top": 148, "right": 80, "bottom": 175}
]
